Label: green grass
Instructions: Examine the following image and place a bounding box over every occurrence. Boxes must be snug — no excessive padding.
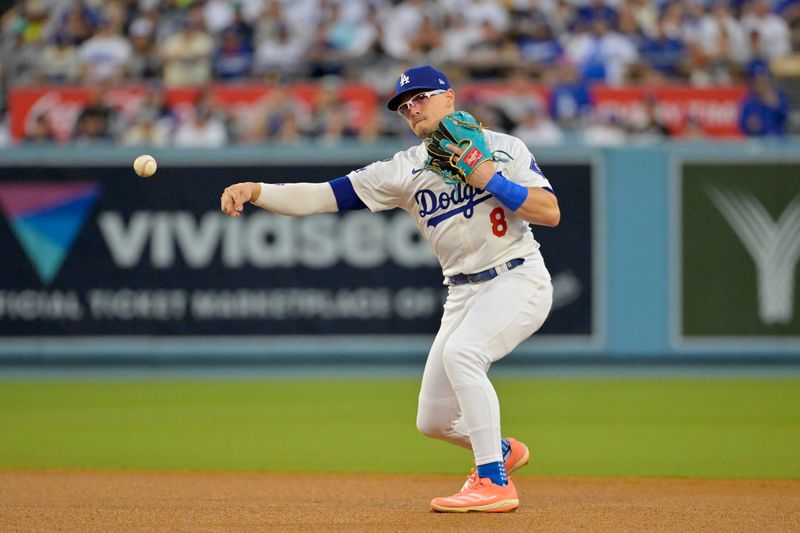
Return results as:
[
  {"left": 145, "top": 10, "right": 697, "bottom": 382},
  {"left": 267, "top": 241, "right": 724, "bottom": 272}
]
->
[{"left": 1, "top": 378, "right": 798, "bottom": 479}]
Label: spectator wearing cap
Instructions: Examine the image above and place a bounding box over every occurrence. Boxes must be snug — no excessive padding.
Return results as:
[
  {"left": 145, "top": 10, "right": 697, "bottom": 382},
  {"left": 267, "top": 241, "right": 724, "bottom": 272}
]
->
[
  {"left": 127, "top": 12, "right": 160, "bottom": 80},
  {"left": 739, "top": 70, "right": 789, "bottom": 136},
  {"left": 213, "top": 28, "right": 254, "bottom": 81},
  {"left": 39, "top": 32, "right": 81, "bottom": 83}
]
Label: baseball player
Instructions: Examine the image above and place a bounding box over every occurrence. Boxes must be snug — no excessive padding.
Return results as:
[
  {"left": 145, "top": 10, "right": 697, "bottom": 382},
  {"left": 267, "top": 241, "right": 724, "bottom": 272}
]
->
[{"left": 220, "top": 65, "right": 559, "bottom": 513}]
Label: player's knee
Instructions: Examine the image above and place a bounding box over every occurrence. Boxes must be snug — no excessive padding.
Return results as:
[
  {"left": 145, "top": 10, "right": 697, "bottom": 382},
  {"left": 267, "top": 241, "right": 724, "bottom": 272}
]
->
[
  {"left": 416, "top": 412, "right": 446, "bottom": 439},
  {"left": 442, "top": 337, "right": 488, "bottom": 382},
  {"left": 416, "top": 398, "right": 456, "bottom": 439}
]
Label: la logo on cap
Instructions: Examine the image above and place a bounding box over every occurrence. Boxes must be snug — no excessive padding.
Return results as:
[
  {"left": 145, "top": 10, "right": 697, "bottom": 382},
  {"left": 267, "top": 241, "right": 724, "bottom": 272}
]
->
[{"left": 399, "top": 73, "right": 410, "bottom": 86}]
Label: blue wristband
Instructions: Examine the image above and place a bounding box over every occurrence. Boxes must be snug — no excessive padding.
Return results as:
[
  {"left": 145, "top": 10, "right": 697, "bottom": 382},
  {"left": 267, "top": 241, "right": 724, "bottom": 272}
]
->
[{"left": 484, "top": 173, "right": 528, "bottom": 211}]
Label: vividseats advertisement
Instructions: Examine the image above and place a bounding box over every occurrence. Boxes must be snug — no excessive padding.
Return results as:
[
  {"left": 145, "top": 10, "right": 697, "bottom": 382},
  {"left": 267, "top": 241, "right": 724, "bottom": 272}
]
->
[
  {"left": 677, "top": 163, "right": 800, "bottom": 345},
  {"left": 0, "top": 162, "right": 595, "bottom": 357}
]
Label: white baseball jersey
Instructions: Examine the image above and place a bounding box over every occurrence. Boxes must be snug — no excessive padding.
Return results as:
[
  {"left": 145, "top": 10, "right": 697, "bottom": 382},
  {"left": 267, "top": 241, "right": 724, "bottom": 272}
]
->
[{"left": 347, "top": 129, "right": 553, "bottom": 277}]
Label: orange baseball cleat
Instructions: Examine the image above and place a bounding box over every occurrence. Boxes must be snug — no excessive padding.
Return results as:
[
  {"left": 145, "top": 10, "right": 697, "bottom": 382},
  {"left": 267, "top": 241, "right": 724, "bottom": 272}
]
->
[
  {"left": 430, "top": 470, "right": 519, "bottom": 513},
  {"left": 504, "top": 437, "right": 530, "bottom": 474}
]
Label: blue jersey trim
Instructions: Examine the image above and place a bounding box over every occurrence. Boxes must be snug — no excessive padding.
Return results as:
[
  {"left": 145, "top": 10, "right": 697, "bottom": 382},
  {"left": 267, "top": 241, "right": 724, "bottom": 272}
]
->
[{"left": 329, "top": 176, "right": 367, "bottom": 211}]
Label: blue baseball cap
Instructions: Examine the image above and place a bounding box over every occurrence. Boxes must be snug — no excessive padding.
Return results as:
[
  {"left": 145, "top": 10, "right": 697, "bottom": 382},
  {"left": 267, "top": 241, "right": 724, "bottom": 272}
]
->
[{"left": 387, "top": 65, "right": 451, "bottom": 111}]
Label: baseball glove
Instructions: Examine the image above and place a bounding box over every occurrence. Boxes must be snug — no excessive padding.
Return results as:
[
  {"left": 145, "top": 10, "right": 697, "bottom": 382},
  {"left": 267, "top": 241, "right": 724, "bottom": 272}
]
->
[{"left": 424, "top": 111, "right": 492, "bottom": 186}]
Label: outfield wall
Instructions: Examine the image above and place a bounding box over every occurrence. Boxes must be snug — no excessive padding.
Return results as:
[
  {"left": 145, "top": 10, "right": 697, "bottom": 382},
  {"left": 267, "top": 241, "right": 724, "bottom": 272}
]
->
[{"left": 0, "top": 141, "right": 798, "bottom": 361}]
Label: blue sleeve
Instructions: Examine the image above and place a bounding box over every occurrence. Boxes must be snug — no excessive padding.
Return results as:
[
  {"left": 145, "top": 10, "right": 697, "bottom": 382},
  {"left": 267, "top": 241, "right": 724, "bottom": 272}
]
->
[{"left": 329, "top": 176, "right": 368, "bottom": 211}]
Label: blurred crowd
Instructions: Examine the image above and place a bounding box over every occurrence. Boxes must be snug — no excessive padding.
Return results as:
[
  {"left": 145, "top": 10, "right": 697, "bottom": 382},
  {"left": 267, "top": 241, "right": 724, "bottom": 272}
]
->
[{"left": 1, "top": 0, "right": 799, "bottom": 146}]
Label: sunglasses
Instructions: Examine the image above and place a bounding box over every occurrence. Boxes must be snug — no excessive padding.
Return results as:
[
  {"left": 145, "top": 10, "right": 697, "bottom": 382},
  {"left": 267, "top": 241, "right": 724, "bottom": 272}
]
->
[{"left": 397, "top": 90, "right": 447, "bottom": 116}]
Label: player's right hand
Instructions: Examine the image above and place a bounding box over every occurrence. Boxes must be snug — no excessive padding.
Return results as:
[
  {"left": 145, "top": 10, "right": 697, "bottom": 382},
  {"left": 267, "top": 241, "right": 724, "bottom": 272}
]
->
[{"left": 220, "top": 182, "right": 258, "bottom": 217}]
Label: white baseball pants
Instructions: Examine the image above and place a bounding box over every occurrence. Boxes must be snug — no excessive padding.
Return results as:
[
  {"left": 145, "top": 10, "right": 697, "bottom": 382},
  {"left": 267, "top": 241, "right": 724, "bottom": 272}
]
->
[{"left": 416, "top": 253, "right": 553, "bottom": 465}]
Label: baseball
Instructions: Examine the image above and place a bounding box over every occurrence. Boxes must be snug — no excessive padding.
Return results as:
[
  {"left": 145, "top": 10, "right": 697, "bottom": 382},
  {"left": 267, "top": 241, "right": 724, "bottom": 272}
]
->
[{"left": 133, "top": 154, "right": 157, "bottom": 177}]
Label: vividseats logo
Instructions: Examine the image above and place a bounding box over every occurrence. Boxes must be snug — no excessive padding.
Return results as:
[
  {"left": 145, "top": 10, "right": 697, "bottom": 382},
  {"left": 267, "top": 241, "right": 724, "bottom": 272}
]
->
[
  {"left": 0, "top": 182, "right": 99, "bottom": 284},
  {"left": 707, "top": 186, "right": 800, "bottom": 325},
  {"left": 680, "top": 165, "right": 800, "bottom": 338}
]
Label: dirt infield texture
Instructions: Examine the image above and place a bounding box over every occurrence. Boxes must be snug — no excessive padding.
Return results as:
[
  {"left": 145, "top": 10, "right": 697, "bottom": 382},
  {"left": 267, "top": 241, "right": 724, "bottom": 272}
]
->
[{"left": 1, "top": 470, "right": 798, "bottom": 532}]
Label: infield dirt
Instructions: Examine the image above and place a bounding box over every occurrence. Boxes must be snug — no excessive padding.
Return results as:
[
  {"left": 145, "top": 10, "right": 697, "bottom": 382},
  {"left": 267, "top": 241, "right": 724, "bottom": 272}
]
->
[{"left": 1, "top": 470, "right": 798, "bottom": 532}]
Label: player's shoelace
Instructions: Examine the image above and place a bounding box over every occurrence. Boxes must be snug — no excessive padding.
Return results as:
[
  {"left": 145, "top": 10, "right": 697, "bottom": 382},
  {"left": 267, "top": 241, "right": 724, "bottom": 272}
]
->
[{"left": 459, "top": 469, "right": 480, "bottom": 492}]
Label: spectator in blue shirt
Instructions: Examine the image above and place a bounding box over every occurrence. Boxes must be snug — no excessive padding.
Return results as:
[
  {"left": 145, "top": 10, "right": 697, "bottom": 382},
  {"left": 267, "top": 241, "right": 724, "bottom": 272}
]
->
[
  {"left": 548, "top": 59, "right": 593, "bottom": 130},
  {"left": 739, "top": 71, "right": 790, "bottom": 137},
  {"left": 213, "top": 28, "right": 254, "bottom": 81},
  {"left": 640, "top": 17, "right": 687, "bottom": 77},
  {"left": 516, "top": 21, "right": 563, "bottom": 66}
]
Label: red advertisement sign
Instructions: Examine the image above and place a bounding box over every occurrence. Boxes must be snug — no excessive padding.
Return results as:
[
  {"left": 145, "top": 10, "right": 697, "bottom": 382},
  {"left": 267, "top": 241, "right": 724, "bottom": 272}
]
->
[
  {"left": 9, "top": 84, "right": 379, "bottom": 143},
  {"left": 9, "top": 83, "right": 747, "bottom": 142},
  {"left": 9, "top": 86, "right": 149, "bottom": 142},
  {"left": 591, "top": 85, "right": 748, "bottom": 137},
  {"left": 456, "top": 82, "right": 747, "bottom": 137}
]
